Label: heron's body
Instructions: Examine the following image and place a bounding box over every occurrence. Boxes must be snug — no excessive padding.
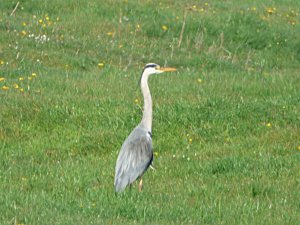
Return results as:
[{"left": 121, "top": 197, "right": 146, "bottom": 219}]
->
[
  {"left": 114, "top": 124, "right": 153, "bottom": 192},
  {"left": 114, "top": 63, "right": 176, "bottom": 192}
]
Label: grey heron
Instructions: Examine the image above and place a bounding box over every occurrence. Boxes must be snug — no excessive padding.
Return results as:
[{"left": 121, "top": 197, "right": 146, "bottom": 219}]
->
[{"left": 114, "top": 63, "right": 177, "bottom": 192}]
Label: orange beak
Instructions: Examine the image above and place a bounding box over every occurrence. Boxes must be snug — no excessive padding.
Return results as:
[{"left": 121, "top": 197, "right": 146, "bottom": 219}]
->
[{"left": 159, "top": 67, "right": 177, "bottom": 72}]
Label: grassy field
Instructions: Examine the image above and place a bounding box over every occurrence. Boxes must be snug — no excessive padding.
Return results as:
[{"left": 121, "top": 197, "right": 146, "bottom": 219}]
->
[{"left": 1, "top": 0, "right": 300, "bottom": 224}]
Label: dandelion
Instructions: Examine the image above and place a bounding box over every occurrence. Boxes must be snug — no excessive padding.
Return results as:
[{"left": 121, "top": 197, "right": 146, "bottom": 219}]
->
[
  {"left": 187, "top": 157, "right": 190, "bottom": 161},
  {"left": 188, "top": 138, "right": 193, "bottom": 143},
  {"left": 98, "top": 62, "right": 105, "bottom": 68},
  {"left": 134, "top": 98, "right": 139, "bottom": 104},
  {"left": 172, "top": 154, "right": 176, "bottom": 158},
  {"left": 56, "top": 17, "right": 60, "bottom": 21},
  {"left": 266, "top": 7, "right": 276, "bottom": 14},
  {"left": 20, "top": 88, "right": 24, "bottom": 92},
  {"left": 0, "top": 77, "right": 5, "bottom": 82},
  {"left": 266, "top": 122, "right": 272, "bottom": 127},
  {"left": 251, "top": 7, "right": 257, "bottom": 11},
  {"left": 162, "top": 25, "right": 168, "bottom": 31},
  {"left": 45, "top": 16, "right": 50, "bottom": 21},
  {"left": 38, "top": 19, "right": 43, "bottom": 24},
  {"left": 297, "top": 146, "right": 300, "bottom": 151},
  {"left": 192, "top": 5, "right": 197, "bottom": 10},
  {"left": 204, "top": 2, "right": 209, "bottom": 6},
  {"left": 19, "top": 77, "right": 25, "bottom": 81},
  {"left": 28, "top": 76, "right": 33, "bottom": 81},
  {"left": 197, "top": 78, "right": 203, "bottom": 83},
  {"left": 106, "top": 32, "right": 114, "bottom": 36},
  {"left": 119, "top": 44, "right": 123, "bottom": 48},
  {"left": 13, "top": 83, "right": 19, "bottom": 89},
  {"left": 22, "top": 22, "right": 27, "bottom": 26},
  {"left": 136, "top": 24, "right": 141, "bottom": 30},
  {"left": 0, "top": 60, "right": 4, "bottom": 65},
  {"left": 20, "top": 30, "right": 27, "bottom": 36},
  {"left": 31, "top": 72, "right": 37, "bottom": 77},
  {"left": 2, "top": 85, "right": 9, "bottom": 91},
  {"left": 154, "top": 151, "right": 159, "bottom": 157}
]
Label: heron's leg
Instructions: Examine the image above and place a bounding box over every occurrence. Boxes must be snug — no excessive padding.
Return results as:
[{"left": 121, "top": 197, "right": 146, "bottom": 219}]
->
[{"left": 138, "top": 177, "right": 143, "bottom": 192}]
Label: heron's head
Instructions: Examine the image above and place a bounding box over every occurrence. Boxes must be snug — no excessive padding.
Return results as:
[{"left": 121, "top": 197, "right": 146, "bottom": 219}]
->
[{"left": 142, "top": 63, "right": 177, "bottom": 77}]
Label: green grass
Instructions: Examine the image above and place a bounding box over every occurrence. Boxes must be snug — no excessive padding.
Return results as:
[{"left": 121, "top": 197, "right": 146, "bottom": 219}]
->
[{"left": 1, "top": 0, "right": 300, "bottom": 224}]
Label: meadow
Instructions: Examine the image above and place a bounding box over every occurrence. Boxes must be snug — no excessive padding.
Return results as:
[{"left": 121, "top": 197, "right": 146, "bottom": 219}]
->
[{"left": 0, "top": 0, "right": 299, "bottom": 224}]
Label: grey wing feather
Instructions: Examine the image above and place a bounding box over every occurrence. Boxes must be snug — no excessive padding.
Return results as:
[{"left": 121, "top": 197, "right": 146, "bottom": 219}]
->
[{"left": 114, "top": 126, "right": 153, "bottom": 192}]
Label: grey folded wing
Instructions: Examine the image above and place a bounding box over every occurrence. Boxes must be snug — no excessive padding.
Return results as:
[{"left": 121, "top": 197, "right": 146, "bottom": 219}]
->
[{"left": 114, "top": 132, "right": 153, "bottom": 192}]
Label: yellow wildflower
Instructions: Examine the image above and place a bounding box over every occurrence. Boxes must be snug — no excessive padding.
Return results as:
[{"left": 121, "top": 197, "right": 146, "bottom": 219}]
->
[
  {"left": 21, "top": 30, "right": 27, "bottom": 36},
  {"left": 13, "top": 83, "right": 19, "bottom": 89},
  {"left": 197, "top": 78, "right": 203, "bottom": 83},
  {"left": 31, "top": 72, "right": 37, "bottom": 77},
  {"left": 106, "top": 32, "right": 114, "bottom": 36},
  {"left": 134, "top": 98, "right": 139, "bottom": 104},
  {"left": 19, "top": 77, "right": 25, "bottom": 81},
  {"left": 0, "top": 60, "right": 4, "bottom": 65},
  {"left": 154, "top": 151, "right": 159, "bottom": 157},
  {"left": 38, "top": 19, "right": 43, "bottom": 24},
  {"left": 22, "top": 22, "right": 27, "bottom": 26},
  {"left": 28, "top": 76, "right": 33, "bottom": 81},
  {"left": 45, "top": 16, "right": 50, "bottom": 21},
  {"left": 162, "top": 25, "right": 168, "bottom": 31},
  {"left": 297, "top": 146, "right": 300, "bottom": 151},
  {"left": 0, "top": 77, "right": 5, "bottom": 82},
  {"left": 266, "top": 7, "right": 276, "bottom": 14},
  {"left": 98, "top": 62, "right": 105, "bottom": 68},
  {"left": 2, "top": 85, "right": 9, "bottom": 90},
  {"left": 189, "top": 138, "right": 193, "bottom": 143},
  {"left": 266, "top": 123, "right": 272, "bottom": 127}
]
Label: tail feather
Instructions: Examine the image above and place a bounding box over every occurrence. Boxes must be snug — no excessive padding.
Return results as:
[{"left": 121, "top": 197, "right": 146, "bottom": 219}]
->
[{"left": 114, "top": 177, "right": 128, "bottom": 192}]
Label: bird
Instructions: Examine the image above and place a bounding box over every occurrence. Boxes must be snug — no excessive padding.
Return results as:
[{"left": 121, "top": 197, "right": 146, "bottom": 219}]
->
[{"left": 114, "top": 63, "right": 177, "bottom": 193}]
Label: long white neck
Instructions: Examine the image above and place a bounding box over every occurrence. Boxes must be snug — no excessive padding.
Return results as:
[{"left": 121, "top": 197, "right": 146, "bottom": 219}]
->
[{"left": 140, "top": 72, "right": 152, "bottom": 132}]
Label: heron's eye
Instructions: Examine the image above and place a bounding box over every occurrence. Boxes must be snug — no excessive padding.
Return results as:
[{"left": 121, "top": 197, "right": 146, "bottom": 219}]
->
[{"left": 155, "top": 65, "right": 160, "bottom": 70}]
